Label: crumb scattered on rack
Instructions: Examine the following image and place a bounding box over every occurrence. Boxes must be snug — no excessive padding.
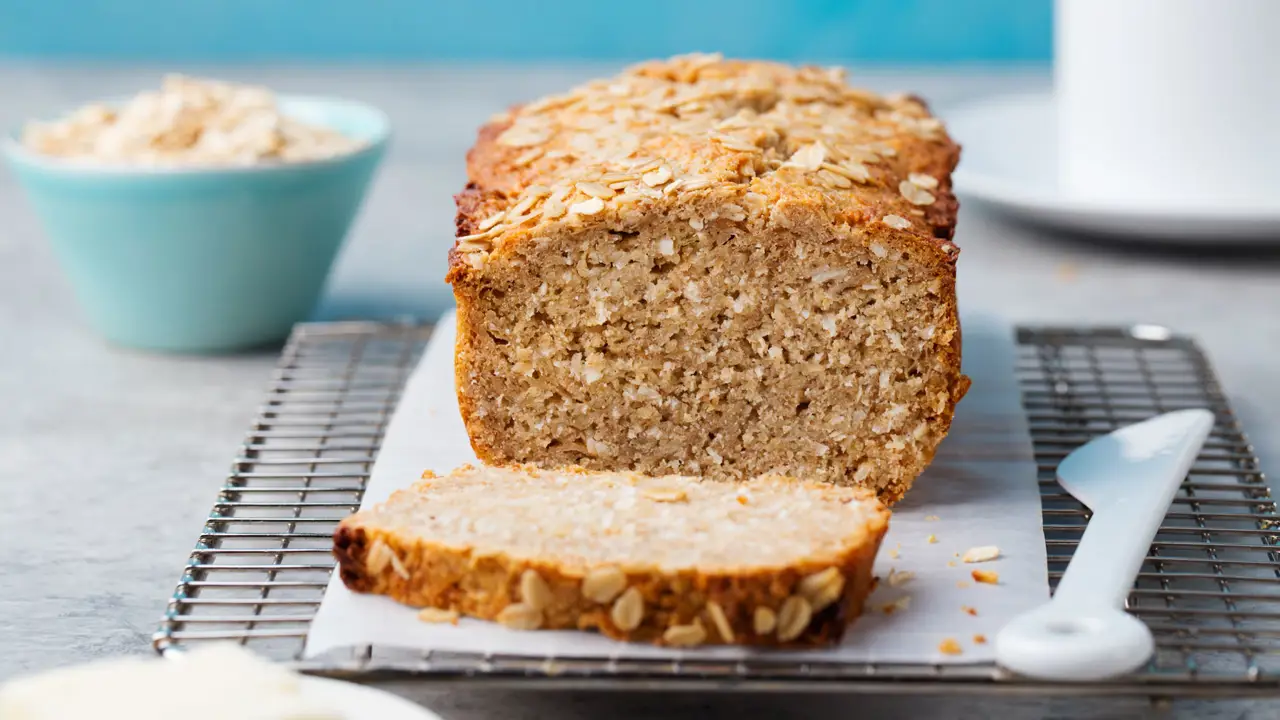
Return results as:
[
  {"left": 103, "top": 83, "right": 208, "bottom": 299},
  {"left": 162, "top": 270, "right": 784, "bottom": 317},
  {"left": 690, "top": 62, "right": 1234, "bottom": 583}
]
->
[
  {"left": 417, "top": 607, "right": 460, "bottom": 625},
  {"left": 881, "top": 595, "right": 912, "bottom": 615},
  {"left": 971, "top": 569, "right": 1000, "bottom": 585},
  {"left": 973, "top": 634, "right": 987, "bottom": 645},
  {"left": 938, "top": 638, "right": 963, "bottom": 655},
  {"left": 887, "top": 568, "right": 915, "bottom": 588},
  {"left": 926, "top": 534, "right": 938, "bottom": 544},
  {"left": 961, "top": 605, "right": 978, "bottom": 616},
  {"left": 962, "top": 545, "right": 1001, "bottom": 563}
]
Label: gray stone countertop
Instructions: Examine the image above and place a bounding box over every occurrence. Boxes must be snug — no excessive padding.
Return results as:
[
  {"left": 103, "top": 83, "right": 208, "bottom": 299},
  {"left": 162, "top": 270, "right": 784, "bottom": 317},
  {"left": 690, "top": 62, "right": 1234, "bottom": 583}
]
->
[{"left": 1, "top": 65, "right": 1277, "bottom": 719}]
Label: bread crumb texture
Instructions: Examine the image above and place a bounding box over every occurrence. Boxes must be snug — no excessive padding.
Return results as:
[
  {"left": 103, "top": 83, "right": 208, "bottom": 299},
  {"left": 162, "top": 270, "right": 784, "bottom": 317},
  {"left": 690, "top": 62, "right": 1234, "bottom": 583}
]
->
[
  {"left": 334, "top": 464, "right": 889, "bottom": 647},
  {"left": 448, "top": 54, "right": 967, "bottom": 504}
]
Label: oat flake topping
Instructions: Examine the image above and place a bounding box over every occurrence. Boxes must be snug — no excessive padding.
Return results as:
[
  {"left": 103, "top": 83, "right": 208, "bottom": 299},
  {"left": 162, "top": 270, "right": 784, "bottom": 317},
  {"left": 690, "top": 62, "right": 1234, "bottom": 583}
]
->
[{"left": 454, "top": 53, "right": 955, "bottom": 266}]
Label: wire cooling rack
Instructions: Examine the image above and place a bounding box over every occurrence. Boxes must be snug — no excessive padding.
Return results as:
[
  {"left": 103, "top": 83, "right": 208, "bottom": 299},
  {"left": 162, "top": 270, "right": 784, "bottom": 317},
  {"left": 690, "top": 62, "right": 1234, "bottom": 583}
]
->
[{"left": 153, "top": 321, "right": 1280, "bottom": 698}]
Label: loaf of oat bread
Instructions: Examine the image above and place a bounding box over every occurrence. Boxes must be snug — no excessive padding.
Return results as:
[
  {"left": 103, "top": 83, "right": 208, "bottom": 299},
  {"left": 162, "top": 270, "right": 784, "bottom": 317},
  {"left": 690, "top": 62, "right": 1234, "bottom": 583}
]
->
[
  {"left": 447, "top": 54, "right": 968, "bottom": 504},
  {"left": 334, "top": 465, "right": 889, "bottom": 647}
]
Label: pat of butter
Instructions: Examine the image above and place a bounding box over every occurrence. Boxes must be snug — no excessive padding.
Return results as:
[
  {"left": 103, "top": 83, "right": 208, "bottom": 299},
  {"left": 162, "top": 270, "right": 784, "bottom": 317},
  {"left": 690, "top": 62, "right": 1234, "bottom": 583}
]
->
[{"left": 0, "top": 644, "right": 342, "bottom": 720}]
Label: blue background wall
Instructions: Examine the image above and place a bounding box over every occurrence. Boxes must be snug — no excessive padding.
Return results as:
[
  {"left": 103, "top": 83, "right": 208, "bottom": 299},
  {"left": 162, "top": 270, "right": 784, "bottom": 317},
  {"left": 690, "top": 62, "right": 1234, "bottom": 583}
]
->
[{"left": 0, "top": 0, "right": 1051, "bottom": 63}]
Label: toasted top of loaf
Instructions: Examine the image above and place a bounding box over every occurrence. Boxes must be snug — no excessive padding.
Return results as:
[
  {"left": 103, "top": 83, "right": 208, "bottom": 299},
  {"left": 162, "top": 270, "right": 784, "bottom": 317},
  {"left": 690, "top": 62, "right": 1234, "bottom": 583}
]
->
[
  {"left": 355, "top": 464, "right": 888, "bottom": 571},
  {"left": 449, "top": 53, "right": 959, "bottom": 275}
]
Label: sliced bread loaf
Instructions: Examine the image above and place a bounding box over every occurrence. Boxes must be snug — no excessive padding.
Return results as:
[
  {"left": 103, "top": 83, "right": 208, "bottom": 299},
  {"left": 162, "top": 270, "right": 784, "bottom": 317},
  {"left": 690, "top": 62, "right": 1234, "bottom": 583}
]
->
[
  {"left": 447, "top": 55, "right": 968, "bottom": 504},
  {"left": 334, "top": 464, "right": 890, "bottom": 647}
]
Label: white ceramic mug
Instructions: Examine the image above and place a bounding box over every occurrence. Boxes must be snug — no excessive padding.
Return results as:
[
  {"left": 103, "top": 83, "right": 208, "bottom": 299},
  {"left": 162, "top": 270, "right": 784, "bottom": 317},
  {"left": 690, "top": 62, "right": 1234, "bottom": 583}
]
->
[{"left": 1056, "top": 0, "right": 1280, "bottom": 206}]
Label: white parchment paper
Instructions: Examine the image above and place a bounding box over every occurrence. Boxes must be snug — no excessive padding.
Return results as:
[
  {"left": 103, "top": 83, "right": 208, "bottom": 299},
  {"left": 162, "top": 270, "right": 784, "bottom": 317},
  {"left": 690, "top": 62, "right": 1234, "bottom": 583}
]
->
[{"left": 305, "top": 311, "right": 1047, "bottom": 664}]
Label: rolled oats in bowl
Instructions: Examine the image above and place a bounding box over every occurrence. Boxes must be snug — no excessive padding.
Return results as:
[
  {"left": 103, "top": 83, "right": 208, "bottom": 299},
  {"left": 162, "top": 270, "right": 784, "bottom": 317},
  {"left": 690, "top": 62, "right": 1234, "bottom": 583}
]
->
[
  {"left": 4, "top": 78, "right": 388, "bottom": 352},
  {"left": 21, "top": 75, "right": 367, "bottom": 167}
]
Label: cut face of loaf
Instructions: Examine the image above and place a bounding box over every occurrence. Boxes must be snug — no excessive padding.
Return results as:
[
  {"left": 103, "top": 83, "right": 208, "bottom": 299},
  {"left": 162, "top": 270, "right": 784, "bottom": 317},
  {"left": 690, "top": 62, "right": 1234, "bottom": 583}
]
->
[
  {"left": 334, "top": 465, "right": 890, "bottom": 647},
  {"left": 447, "top": 55, "right": 969, "bottom": 504}
]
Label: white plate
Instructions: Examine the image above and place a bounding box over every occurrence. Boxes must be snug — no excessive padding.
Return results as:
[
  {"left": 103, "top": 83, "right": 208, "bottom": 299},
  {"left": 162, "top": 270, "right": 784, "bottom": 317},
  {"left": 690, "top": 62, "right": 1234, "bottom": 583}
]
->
[
  {"left": 301, "top": 676, "right": 441, "bottom": 720},
  {"left": 944, "top": 91, "right": 1280, "bottom": 242}
]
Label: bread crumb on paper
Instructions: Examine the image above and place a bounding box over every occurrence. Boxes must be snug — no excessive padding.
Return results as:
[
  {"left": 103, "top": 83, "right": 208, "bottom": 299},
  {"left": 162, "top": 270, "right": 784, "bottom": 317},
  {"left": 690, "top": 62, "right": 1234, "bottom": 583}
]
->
[
  {"left": 961, "top": 605, "right": 977, "bottom": 616},
  {"left": 926, "top": 534, "right": 938, "bottom": 544},
  {"left": 962, "top": 545, "right": 1001, "bottom": 563},
  {"left": 938, "top": 638, "right": 963, "bottom": 655},
  {"left": 886, "top": 568, "right": 915, "bottom": 588},
  {"left": 971, "top": 569, "right": 999, "bottom": 585},
  {"left": 881, "top": 595, "right": 912, "bottom": 615},
  {"left": 973, "top": 634, "right": 987, "bottom": 645}
]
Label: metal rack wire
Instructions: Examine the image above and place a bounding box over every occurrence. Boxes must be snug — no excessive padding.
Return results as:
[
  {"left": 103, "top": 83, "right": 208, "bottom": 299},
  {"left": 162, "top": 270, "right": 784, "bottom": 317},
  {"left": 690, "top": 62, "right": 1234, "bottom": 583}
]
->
[{"left": 153, "top": 321, "right": 1280, "bottom": 697}]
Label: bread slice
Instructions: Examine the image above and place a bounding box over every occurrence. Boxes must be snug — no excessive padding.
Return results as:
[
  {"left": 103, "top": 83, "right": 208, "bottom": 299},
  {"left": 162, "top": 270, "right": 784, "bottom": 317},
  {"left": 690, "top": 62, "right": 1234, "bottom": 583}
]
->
[
  {"left": 446, "top": 54, "right": 968, "bottom": 504},
  {"left": 334, "top": 464, "right": 890, "bottom": 647}
]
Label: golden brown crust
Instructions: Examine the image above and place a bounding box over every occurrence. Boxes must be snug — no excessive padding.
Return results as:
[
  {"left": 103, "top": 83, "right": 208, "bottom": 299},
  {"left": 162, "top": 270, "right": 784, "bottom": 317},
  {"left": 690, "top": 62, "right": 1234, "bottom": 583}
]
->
[
  {"left": 334, "top": 467, "right": 890, "bottom": 648},
  {"left": 446, "top": 53, "right": 960, "bottom": 282}
]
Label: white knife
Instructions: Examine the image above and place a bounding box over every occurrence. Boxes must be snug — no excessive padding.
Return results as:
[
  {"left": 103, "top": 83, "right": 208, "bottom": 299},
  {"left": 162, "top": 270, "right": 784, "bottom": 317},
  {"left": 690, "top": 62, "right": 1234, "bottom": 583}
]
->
[{"left": 995, "top": 408, "right": 1215, "bottom": 680}]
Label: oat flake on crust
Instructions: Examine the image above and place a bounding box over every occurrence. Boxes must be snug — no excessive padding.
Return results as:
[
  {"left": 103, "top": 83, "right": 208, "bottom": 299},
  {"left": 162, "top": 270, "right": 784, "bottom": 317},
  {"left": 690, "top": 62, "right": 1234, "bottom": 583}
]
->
[{"left": 453, "top": 53, "right": 958, "bottom": 267}]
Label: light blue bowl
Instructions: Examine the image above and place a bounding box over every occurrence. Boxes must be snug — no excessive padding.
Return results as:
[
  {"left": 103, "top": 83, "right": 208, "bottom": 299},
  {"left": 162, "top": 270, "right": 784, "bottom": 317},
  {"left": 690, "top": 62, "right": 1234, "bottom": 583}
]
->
[{"left": 3, "top": 96, "right": 389, "bottom": 353}]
